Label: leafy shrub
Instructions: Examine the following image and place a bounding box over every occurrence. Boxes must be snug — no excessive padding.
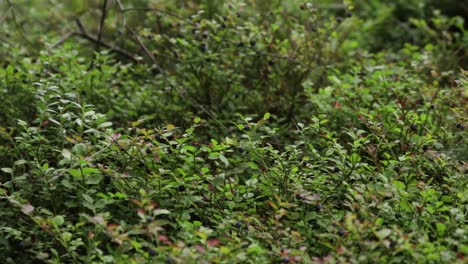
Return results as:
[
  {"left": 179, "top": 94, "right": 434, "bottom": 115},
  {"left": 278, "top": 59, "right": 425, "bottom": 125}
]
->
[{"left": 0, "top": 1, "right": 466, "bottom": 263}]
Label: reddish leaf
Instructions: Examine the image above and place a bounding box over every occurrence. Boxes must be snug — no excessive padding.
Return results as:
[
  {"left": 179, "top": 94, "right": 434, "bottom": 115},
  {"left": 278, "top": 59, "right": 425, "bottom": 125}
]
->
[
  {"left": 207, "top": 239, "right": 221, "bottom": 247},
  {"left": 195, "top": 244, "right": 206, "bottom": 254}
]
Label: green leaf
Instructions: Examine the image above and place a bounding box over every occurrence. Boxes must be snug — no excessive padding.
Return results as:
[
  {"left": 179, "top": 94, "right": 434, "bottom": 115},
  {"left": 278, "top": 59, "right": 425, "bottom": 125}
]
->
[
  {"left": 436, "top": 223, "right": 447, "bottom": 236},
  {"left": 130, "top": 240, "right": 142, "bottom": 250},
  {"left": 98, "top": 122, "right": 112, "bottom": 129},
  {"left": 72, "top": 144, "right": 86, "bottom": 155},
  {"left": 1, "top": 168, "right": 13, "bottom": 174},
  {"left": 247, "top": 162, "right": 259, "bottom": 170},
  {"left": 69, "top": 169, "right": 82, "bottom": 179},
  {"left": 82, "top": 167, "right": 100, "bottom": 175},
  {"left": 392, "top": 180, "right": 405, "bottom": 190},
  {"left": 213, "top": 175, "right": 225, "bottom": 186},
  {"left": 304, "top": 212, "right": 315, "bottom": 222},
  {"left": 61, "top": 232, "right": 72, "bottom": 242},
  {"left": 226, "top": 201, "right": 235, "bottom": 210},
  {"left": 95, "top": 199, "right": 107, "bottom": 209},
  {"left": 82, "top": 194, "right": 94, "bottom": 204},
  {"left": 52, "top": 215, "right": 64, "bottom": 226},
  {"left": 131, "top": 119, "right": 144, "bottom": 127},
  {"left": 154, "top": 209, "right": 170, "bottom": 215},
  {"left": 263, "top": 112, "right": 270, "bottom": 120},
  {"left": 14, "top": 159, "right": 28, "bottom": 166},
  {"left": 247, "top": 244, "right": 263, "bottom": 255},
  {"left": 86, "top": 174, "right": 102, "bottom": 185},
  {"left": 61, "top": 179, "right": 73, "bottom": 189},
  {"left": 62, "top": 149, "right": 72, "bottom": 160},
  {"left": 375, "top": 228, "right": 392, "bottom": 239},
  {"left": 218, "top": 154, "right": 229, "bottom": 167},
  {"left": 350, "top": 153, "right": 361, "bottom": 164}
]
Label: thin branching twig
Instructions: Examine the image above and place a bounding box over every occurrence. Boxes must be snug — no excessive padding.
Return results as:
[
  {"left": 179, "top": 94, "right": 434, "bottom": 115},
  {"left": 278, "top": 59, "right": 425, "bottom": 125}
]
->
[{"left": 115, "top": 0, "right": 225, "bottom": 125}]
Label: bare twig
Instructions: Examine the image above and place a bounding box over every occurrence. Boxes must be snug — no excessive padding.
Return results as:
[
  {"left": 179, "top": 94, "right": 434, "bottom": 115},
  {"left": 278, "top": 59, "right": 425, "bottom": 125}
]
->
[
  {"left": 5, "top": 0, "right": 31, "bottom": 44},
  {"left": 115, "top": 0, "right": 223, "bottom": 124},
  {"left": 96, "top": 0, "right": 109, "bottom": 53},
  {"left": 50, "top": 32, "right": 75, "bottom": 48},
  {"left": 50, "top": 31, "right": 138, "bottom": 62},
  {"left": 75, "top": 18, "right": 86, "bottom": 33}
]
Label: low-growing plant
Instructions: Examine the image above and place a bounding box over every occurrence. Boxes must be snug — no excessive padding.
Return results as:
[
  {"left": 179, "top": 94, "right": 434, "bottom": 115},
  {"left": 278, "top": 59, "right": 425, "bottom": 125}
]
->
[{"left": 0, "top": 0, "right": 466, "bottom": 263}]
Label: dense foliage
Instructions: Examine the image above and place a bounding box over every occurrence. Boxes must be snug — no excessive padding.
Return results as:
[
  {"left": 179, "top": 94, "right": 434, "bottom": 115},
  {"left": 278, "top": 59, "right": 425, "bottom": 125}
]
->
[{"left": 0, "top": 0, "right": 466, "bottom": 263}]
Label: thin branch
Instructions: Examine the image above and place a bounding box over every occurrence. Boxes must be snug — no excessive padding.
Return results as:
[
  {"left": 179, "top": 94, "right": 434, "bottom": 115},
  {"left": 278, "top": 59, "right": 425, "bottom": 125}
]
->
[
  {"left": 50, "top": 31, "right": 138, "bottom": 62},
  {"left": 96, "top": 0, "right": 109, "bottom": 53},
  {"left": 115, "top": 0, "right": 127, "bottom": 26},
  {"left": 115, "top": 0, "right": 223, "bottom": 124},
  {"left": 50, "top": 32, "right": 75, "bottom": 48},
  {"left": 75, "top": 18, "right": 86, "bottom": 33},
  {"left": 126, "top": 24, "right": 220, "bottom": 121},
  {"left": 5, "top": 0, "right": 31, "bottom": 44}
]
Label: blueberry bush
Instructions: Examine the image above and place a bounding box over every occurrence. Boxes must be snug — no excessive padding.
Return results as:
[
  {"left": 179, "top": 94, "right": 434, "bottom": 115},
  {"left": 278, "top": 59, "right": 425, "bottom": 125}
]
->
[{"left": 0, "top": 1, "right": 466, "bottom": 263}]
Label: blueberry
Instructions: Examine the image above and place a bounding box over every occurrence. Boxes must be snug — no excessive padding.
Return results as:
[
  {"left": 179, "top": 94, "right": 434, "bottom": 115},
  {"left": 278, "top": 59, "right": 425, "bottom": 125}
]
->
[
  {"left": 336, "top": 17, "right": 344, "bottom": 23},
  {"left": 237, "top": 42, "right": 244, "bottom": 48},
  {"left": 268, "top": 60, "right": 274, "bottom": 66},
  {"left": 166, "top": 257, "right": 175, "bottom": 264},
  {"left": 234, "top": 221, "right": 243, "bottom": 228},
  {"left": 250, "top": 40, "right": 256, "bottom": 47},
  {"left": 456, "top": 123, "right": 464, "bottom": 130},
  {"left": 302, "top": 160, "right": 308, "bottom": 166},
  {"left": 338, "top": 228, "right": 346, "bottom": 236},
  {"left": 239, "top": 147, "right": 245, "bottom": 153},
  {"left": 281, "top": 257, "right": 289, "bottom": 263},
  {"left": 177, "top": 185, "right": 186, "bottom": 192},
  {"left": 16, "top": 241, "right": 26, "bottom": 249},
  {"left": 236, "top": 12, "right": 241, "bottom": 18},
  {"left": 155, "top": 134, "right": 162, "bottom": 141},
  {"left": 315, "top": 204, "right": 322, "bottom": 211},
  {"left": 104, "top": 175, "right": 111, "bottom": 185},
  {"left": 222, "top": 16, "right": 228, "bottom": 22},
  {"left": 333, "top": 167, "right": 340, "bottom": 173},
  {"left": 430, "top": 104, "right": 435, "bottom": 110},
  {"left": 422, "top": 145, "right": 429, "bottom": 151},
  {"left": 202, "top": 32, "right": 209, "bottom": 39},
  {"left": 200, "top": 43, "right": 207, "bottom": 52},
  {"left": 146, "top": 148, "right": 152, "bottom": 154},
  {"left": 148, "top": 248, "right": 157, "bottom": 256},
  {"left": 410, "top": 124, "right": 417, "bottom": 132}
]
